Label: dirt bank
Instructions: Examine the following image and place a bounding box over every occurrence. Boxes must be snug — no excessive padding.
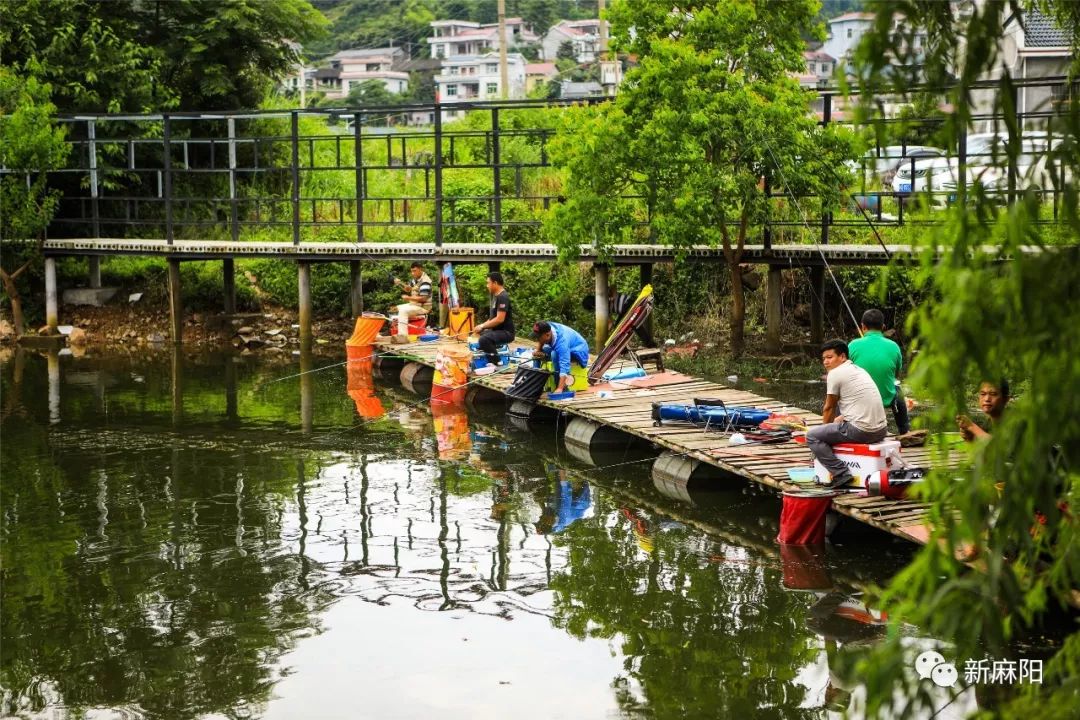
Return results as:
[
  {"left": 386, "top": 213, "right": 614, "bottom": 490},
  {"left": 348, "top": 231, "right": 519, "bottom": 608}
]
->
[{"left": 0, "top": 301, "right": 356, "bottom": 354}]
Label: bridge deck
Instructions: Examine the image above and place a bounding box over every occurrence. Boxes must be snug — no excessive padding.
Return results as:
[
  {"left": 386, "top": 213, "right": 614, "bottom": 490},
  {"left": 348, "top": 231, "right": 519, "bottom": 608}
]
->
[
  {"left": 40, "top": 238, "right": 937, "bottom": 265},
  {"left": 376, "top": 335, "right": 962, "bottom": 545}
]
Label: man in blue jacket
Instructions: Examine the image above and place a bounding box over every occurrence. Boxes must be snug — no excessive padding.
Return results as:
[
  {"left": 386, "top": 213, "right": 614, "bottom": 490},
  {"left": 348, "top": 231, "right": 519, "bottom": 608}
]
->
[{"left": 532, "top": 321, "right": 590, "bottom": 394}]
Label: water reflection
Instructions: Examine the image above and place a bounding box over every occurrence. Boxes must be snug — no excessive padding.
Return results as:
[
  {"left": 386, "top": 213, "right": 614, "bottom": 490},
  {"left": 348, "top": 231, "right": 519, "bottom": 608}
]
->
[{"left": 2, "top": 348, "right": 936, "bottom": 719}]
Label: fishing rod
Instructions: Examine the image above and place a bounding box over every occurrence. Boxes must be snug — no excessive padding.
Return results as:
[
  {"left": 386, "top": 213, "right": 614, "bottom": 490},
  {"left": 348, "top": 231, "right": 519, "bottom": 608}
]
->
[{"left": 763, "top": 141, "right": 863, "bottom": 333}]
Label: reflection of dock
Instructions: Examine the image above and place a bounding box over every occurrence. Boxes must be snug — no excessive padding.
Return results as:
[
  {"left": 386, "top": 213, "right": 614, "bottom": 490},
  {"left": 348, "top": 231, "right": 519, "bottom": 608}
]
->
[{"left": 374, "top": 337, "right": 963, "bottom": 546}]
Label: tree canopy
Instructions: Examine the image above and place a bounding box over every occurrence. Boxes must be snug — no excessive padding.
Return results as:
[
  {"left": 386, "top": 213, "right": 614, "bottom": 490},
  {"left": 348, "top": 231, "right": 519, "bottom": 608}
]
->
[
  {"left": 0, "top": 0, "right": 328, "bottom": 112},
  {"left": 546, "top": 0, "right": 855, "bottom": 354}
]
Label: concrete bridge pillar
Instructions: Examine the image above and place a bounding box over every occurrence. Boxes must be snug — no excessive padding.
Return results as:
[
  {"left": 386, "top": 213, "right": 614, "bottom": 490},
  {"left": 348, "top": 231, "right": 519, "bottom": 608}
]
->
[
  {"left": 350, "top": 260, "right": 363, "bottom": 317},
  {"left": 765, "top": 265, "right": 783, "bottom": 354},
  {"left": 298, "top": 261, "right": 312, "bottom": 349},
  {"left": 594, "top": 264, "right": 610, "bottom": 348},
  {"left": 809, "top": 267, "right": 825, "bottom": 346},
  {"left": 639, "top": 263, "right": 654, "bottom": 344},
  {"left": 44, "top": 257, "right": 59, "bottom": 334},
  {"left": 223, "top": 259, "right": 236, "bottom": 315},
  {"left": 88, "top": 257, "right": 102, "bottom": 289}
]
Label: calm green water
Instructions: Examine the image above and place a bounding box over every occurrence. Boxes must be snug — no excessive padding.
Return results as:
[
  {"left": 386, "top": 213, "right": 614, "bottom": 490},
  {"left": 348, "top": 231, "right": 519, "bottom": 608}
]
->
[{"left": 1, "top": 348, "right": 922, "bottom": 719}]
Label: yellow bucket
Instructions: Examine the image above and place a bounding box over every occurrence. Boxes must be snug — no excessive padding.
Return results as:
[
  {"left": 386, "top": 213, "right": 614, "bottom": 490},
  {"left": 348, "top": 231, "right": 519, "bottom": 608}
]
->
[
  {"left": 434, "top": 346, "right": 473, "bottom": 388},
  {"left": 448, "top": 307, "right": 475, "bottom": 340}
]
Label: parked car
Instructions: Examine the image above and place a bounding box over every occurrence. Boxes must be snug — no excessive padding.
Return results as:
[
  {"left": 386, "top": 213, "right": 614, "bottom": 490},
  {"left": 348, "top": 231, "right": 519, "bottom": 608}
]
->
[
  {"left": 893, "top": 133, "right": 1053, "bottom": 202},
  {"left": 848, "top": 145, "right": 946, "bottom": 186}
]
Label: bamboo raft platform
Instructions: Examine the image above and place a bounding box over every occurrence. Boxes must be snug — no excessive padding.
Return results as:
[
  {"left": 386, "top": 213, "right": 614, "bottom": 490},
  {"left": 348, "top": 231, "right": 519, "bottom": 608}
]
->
[{"left": 374, "top": 336, "right": 964, "bottom": 546}]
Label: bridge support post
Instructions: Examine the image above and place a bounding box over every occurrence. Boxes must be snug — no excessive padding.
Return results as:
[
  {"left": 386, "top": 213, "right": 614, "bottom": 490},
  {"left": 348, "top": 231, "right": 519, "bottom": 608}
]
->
[
  {"left": 298, "top": 261, "right": 313, "bottom": 349},
  {"left": 44, "top": 257, "right": 59, "bottom": 334},
  {"left": 167, "top": 258, "right": 183, "bottom": 344},
  {"left": 765, "top": 265, "right": 783, "bottom": 354},
  {"left": 88, "top": 257, "right": 101, "bottom": 289},
  {"left": 809, "top": 266, "right": 824, "bottom": 346},
  {"left": 222, "top": 258, "right": 236, "bottom": 315},
  {"left": 639, "top": 263, "right": 654, "bottom": 346},
  {"left": 595, "top": 264, "right": 610, "bottom": 348},
  {"left": 350, "top": 261, "right": 363, "bottom": 317}
]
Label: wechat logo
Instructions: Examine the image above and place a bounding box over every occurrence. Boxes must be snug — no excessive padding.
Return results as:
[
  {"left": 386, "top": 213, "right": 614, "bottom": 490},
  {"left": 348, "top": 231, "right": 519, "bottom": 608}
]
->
[{"left": 915, "top": 650, "right": 958, "bottom": 688}]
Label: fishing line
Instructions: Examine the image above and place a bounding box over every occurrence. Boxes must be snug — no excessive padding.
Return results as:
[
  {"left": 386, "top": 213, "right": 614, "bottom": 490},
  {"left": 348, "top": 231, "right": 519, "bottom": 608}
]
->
[{"left": 763, "top": 141, "right": 863, "bottom": 333}]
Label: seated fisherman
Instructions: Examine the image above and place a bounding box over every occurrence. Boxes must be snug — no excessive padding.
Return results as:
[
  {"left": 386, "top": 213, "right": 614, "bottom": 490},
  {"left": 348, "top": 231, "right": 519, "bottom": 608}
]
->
[
  {"left": 393, "top": 262, "right": 433, "bottom": 335},
  {"left": 849, "top": 308, "right": 909, "bottom": 434},
  {"left": 807, "top": 339, "right": 889, "bottom": 487},
  {"left": 956, "top": 379, "right": 1009, "bottom": 441},
  {"left": 471, "top": 271, "right": 514, "bottom": 365},
  {"left": 531, "top": 321, "right": 590, "bottom": 393}
]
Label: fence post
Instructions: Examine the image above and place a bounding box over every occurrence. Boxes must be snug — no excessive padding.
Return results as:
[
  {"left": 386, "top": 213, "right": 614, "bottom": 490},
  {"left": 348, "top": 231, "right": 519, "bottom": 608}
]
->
[
  {"left": 88, "top": 119, "right": 100, "bottom": 244},
  {"left": 164, "top": 114, "right": 174, "bottom": 245},
  {"left": 492, "top": 106, "right": 502, "bottom": 244},
  {"left": 228, "top": 117, "right": 239, "bottom": 243},
  {"left": 354, "top": 111, "right": 364, "bottom": 242},
  {"left": 291, "top": 110, "right": 300, "bottom": 245},
  {"left": 762, "top": 175, "right": 772, "bottom": 251},
  {"left": 434, "top": 103, "right": 443, "bottom": 247}
]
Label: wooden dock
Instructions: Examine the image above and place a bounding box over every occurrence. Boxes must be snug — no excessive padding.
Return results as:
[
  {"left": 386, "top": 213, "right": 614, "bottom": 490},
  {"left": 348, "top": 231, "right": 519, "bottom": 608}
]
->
[{"left": 375, "top": 336, "right": 962, "bottom": 546}]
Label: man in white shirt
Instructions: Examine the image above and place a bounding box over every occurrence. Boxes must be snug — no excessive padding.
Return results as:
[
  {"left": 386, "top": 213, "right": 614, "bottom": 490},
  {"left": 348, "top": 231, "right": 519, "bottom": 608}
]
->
[{"left": 807, "top": 339, "right": 889, "bottom": 487}]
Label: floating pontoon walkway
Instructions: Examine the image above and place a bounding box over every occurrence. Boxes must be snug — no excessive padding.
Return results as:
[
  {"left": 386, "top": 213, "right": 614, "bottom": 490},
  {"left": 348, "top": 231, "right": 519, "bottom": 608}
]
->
[{"left": 375, "top": 336, "right": 963, "bottom": 546}]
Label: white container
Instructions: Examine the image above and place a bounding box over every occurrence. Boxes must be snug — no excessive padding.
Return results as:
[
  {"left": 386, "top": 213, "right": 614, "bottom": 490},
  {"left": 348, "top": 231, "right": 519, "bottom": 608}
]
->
[{"left": 813, "top": 440, "right": 902, "bottom": 486}]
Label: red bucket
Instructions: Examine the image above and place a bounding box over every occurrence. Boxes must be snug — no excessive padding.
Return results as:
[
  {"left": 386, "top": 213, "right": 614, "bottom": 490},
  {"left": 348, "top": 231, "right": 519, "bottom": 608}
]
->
[
  {"left": 777, "top": 490, "right": 834, "bottom": 545},
  {"left": 390, "top": 316, "right": 428, "bottom": 336}
]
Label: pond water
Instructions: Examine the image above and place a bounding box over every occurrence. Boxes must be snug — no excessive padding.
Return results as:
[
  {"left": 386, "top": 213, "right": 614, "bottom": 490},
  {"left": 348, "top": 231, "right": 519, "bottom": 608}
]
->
[{"left": 1, "top": 348, "right": 961, "bottom": 719}]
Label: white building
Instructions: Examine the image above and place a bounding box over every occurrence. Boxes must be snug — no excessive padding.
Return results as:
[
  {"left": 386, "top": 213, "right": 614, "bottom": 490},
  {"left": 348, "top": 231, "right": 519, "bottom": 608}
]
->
[
  {"left": 311, "top": 47, "right": 410, "bottom": 100},
  {"left": 986, "top": 6, "right": 1073, "bottom": 124},
  {"left": 434, "top": 54, "right": 527, "bottom": 119},
  {"left": 821, "top": 11, "right": 876, "bottom": 66},
  {"left": 428, "top": 18, "right": 539, "bottom": 59},
  {"left": 798, "top": 50, "right": 837, "bottom": 88},
  {"left": 541, "top": 19, "right": 601, "bottom": 63}
]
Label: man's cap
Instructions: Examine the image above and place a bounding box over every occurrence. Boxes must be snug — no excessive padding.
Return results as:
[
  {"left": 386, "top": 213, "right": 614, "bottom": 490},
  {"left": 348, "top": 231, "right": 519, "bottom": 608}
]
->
[{"left": 531, "top": 321, "right": 551, "bottom": 338}]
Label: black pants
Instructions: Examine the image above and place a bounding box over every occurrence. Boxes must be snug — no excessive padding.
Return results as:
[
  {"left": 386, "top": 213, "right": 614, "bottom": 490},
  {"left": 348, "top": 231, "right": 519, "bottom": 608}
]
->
[
  {"left": 891, "top": 384, "right": 910, "bottom": 435},
  {"left": 478, "top": 329, "right": 514, "bottom": 363}
]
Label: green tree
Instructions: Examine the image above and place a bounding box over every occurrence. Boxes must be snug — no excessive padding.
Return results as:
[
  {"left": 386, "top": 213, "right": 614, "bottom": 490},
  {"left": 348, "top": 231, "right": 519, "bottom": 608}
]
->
[
  {"left": 343, "top": 79, "right": 402, "bottom": 107},
  {"left": 0, "top": 66, "right": 70, "bottom": 336},
  {"left": 556, "top": 39, "right": 577, "bottom": 62},
  {"left": 0, "top": 0, "right": 328, "bottom": 112},
  {"left": 848, "top": 2, "right": 1080, "bottom": 717},
  {"left": 546, "top": 0, "right": 855, "bottom": 356}
]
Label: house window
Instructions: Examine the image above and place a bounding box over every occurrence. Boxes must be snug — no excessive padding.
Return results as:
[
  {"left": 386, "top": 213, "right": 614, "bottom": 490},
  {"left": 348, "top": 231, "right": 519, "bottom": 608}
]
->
[
  {"left": 487, "top": 63, "right": 498, "bottom": 74},
  {"left": 847, "top": 27, "right": 853, "bottom": 38},
  {"left": 449, "top": 66, "right": 458, "bottom": 75},
  {"left": 445, "top": 84, "right": 457, "bottom": 97},
  {"left": 1051, "top": 83, "right": 1073, "bottom": 109},
  {"left": 487, "top": 82, "right": 498, "bottom": 95},
  {"left": 366, "top": 63, "right": 380, "bottom": 72}
]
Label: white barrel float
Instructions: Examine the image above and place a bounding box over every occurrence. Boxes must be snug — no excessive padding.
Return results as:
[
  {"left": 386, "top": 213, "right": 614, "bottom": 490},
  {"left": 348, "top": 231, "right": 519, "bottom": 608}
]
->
[
  {"left": 399, "top": 362, "right": 434, "bottom": 395},
  {"left": 506, "top": 399, "right": 557, "bottom": 431},
  {"left": 465, "top": 385, "right": 504, "bottom": 411},
  {"left": 651, "top": 451, "right": 729, "bottom": 495},
  {"left": 373, "top": 353, "right": 405, "bottom": 382},
  {"left": 563, "top": 417, "right": 644, "bottom": 462}
]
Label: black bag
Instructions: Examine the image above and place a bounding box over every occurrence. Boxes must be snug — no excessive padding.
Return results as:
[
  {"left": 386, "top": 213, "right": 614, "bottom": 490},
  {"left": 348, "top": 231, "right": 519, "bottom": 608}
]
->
[{"left": 505, "top": 365, "right": 551, "bottom": 401}]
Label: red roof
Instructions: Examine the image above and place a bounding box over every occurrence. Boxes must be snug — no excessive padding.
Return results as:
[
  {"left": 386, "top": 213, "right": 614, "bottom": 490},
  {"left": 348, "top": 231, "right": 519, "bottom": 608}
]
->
[{"left": 526, "top": 62, "right": 557, "bottom": 76}]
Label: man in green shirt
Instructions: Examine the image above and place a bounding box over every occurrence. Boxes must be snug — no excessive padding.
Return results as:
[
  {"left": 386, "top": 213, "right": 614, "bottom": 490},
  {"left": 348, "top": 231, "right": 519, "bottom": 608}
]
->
[{"left": 849, "top": 309, "right": 909, "bottom": 434}]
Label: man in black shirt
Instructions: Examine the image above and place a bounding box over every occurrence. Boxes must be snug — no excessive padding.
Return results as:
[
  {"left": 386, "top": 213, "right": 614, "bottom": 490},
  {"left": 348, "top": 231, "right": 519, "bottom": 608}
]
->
[{"left": 471, "top": 271, "right": 514, "bottom": 364}]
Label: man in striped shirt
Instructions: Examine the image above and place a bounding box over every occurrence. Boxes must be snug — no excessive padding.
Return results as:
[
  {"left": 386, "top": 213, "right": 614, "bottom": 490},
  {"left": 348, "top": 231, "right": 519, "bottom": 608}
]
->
[{"left": 393, "top": 262, "right": 433, "bottom": 334}]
